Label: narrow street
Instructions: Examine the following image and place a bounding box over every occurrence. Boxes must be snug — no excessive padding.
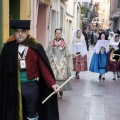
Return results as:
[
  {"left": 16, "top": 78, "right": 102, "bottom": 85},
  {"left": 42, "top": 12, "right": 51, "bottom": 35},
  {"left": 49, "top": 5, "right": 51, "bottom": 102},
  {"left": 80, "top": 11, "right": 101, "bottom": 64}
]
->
[
  {"left": 58, "top": 46, "right": 120, "bottom": 120},
  {"left": 0, "top": 0, "right": 120, "bottom": 119}
]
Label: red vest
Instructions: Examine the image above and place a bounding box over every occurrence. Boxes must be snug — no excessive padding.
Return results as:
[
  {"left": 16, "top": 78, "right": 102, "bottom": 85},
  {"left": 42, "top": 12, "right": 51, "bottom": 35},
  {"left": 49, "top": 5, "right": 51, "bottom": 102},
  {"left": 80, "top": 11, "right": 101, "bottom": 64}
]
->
[{"left": 25, "top": 48, "right": 55, "bottom": 87}]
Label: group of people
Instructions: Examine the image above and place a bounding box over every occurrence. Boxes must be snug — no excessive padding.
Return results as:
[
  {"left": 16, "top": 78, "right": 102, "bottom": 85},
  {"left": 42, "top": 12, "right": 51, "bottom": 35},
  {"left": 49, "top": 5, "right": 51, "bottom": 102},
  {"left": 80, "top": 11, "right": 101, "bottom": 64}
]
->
[
  {"left": 82, "top": 28, "right": 120, "bottom": 81},
  {"left": 0, "top": 20, "right": 88, "bottom": 120},
  {"left": 0, "top": 20, "right": 59, "bottom": 120},
  {"left": 70, "top": 28, "right": 120, "bottom": 81},
  {"left": 0, "top": 19, "right": 120, "bottom": 120},
  {"left": 89, "top": 30, "right": 120, "bottom": 80}
]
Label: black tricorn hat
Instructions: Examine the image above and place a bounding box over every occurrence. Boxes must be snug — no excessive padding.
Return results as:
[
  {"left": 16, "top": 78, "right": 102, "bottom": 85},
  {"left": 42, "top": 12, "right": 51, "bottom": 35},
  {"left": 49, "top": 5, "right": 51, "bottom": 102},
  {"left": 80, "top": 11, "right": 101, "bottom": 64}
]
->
[{"left": 10, "top": 20, "right": 31, "bottom": 30}]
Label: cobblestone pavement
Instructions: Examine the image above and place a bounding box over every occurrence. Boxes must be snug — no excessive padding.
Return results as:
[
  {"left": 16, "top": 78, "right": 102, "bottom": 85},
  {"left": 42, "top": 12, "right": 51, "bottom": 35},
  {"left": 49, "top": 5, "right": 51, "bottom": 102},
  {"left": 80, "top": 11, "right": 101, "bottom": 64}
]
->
[{"left": 58, "top": 46, "right": 120, "bottom": 120}]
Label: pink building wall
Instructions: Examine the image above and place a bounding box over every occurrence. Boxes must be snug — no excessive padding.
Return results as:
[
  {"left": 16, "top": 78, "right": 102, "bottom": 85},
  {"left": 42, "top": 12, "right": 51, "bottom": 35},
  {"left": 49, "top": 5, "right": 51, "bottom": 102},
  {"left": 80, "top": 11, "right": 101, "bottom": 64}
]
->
[
  {"left": 37, "top": 5, "right": 47, "bottom": 47},
  {"left": 30, "top": 0, "right": 50, "bottom": 48},
  {"left": 30, "top": 0, "right": 39, "bottom": 39}
]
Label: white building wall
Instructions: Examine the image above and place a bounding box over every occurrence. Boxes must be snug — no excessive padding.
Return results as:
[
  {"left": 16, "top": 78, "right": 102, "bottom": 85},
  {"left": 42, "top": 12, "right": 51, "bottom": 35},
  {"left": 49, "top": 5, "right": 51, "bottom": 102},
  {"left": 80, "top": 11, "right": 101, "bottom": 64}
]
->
[
  {"left": 65, "top": 0, "right": 82, "bottom": 51},
  {"left": 66, "top": 0, "right": 74, "bottom": 47},
  {"left": 48, "top": 0, "right": 66, "bottom": 42},
  {"left": 60, "top": 1, "right": 66, "bottom": 38},
  {"left": 66, "top": 0, "right": 74, "bottom": 16},
  {"left": 74, "top": 1, "right": 78, "bottom": 32},
  {"left": 73, "top": 1, "right": 81, "bottom": 32}
]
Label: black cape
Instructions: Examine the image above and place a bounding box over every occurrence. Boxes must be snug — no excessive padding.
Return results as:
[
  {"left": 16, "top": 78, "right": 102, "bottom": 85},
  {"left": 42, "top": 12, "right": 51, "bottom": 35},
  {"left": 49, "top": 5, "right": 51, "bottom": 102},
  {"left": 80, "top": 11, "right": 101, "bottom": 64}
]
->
[
  {"left": 0, "top": 39, "right": 59, "bottom": 120},
  {"left": 113, "top": 42, "right": 120, "bottom": 61}
]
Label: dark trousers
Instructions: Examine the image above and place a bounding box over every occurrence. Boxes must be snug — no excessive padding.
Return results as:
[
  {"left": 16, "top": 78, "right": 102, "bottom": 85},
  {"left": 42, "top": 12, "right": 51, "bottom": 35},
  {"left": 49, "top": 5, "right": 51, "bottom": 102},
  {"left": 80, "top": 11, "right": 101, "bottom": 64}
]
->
[{"left": 21, "top": 81, "right": 39, "bottom": 118}]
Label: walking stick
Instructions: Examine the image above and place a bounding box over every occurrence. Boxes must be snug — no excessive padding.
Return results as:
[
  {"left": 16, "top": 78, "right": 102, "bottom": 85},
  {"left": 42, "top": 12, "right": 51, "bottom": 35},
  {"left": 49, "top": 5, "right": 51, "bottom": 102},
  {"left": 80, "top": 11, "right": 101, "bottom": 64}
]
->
[{"left": 42, "top": 75, "right": 73, "bottom": 104}]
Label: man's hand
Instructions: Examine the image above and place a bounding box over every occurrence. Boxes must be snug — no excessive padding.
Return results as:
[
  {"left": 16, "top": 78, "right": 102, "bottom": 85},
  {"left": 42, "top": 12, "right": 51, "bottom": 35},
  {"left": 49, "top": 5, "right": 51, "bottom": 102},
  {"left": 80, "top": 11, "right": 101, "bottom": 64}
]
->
[{"left": 52, "top": 84, "right": 60, "bottom": 93}]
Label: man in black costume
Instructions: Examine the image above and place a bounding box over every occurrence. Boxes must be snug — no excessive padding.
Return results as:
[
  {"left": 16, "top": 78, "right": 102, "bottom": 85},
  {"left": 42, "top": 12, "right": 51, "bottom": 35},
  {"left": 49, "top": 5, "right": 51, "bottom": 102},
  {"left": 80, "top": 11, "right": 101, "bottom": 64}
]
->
[
  {"left": 82, "top": 26, "right": 89, "bottom": 51},
  {"left": 0, "top": 20, "right": 59, "bottom": 120}
]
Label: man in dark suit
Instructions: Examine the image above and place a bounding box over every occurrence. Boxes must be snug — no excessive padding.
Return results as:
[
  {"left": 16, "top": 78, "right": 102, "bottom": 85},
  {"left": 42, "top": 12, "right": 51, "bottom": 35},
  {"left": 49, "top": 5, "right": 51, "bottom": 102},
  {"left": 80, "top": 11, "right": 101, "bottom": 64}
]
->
[{"left": 82, "top": 26, "right": 89, "bottom": 51}]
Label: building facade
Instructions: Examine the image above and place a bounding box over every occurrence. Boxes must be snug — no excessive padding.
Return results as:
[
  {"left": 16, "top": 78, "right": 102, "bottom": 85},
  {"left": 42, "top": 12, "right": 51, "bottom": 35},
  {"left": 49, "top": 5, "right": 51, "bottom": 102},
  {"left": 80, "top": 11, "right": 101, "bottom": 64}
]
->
[
  {"left": 75, "top": 1, "right": 82, "bottom": 30},
  {"left": 31, "top": 0, "right": 52, "bottom": 48},
  {"left": 65, "top": 0, "right": 83, "bottom": 49},
  {"left": 66, "top": 0, "right": 74, "bottom": 48},
  {"left": 0, "top": 0, "right": 83, "bottom": 51},
  {"left": 0, "top": 0, "right": 31, "bottom": 52},
  {"left": 110, "top": 0, "right": 120, "bottom": 32},
  {"left": 81, "top": 1, "right": 92, "bottom": 30},
  {"left": 91, "top": 0, "right": 110, "bottom": 29},
  {"left": 31, "top": 0, "right": 67, "bottom": 48}
]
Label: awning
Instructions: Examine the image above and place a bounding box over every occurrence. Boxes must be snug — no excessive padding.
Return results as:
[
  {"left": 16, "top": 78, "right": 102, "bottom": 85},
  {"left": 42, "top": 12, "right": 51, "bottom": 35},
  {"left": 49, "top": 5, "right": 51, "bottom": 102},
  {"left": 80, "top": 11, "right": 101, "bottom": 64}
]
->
[{"left": 40, "top": 0, "right": 51, "bottom": 5}]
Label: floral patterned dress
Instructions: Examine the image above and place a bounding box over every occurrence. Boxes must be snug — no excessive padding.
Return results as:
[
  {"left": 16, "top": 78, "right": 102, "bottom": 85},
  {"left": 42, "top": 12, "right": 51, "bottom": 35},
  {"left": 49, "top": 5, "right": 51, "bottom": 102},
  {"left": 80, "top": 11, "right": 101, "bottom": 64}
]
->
[{"left": 47, "top": 38, "right": 72, "bottom": 91}]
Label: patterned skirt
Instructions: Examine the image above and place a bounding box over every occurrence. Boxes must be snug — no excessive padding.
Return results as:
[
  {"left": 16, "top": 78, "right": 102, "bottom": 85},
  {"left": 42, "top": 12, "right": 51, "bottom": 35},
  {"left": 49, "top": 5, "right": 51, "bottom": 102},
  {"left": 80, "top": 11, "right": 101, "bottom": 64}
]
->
[
  {"left": 49, "top": 55, "right": 72, "bottom": 91},
  {"left": 73, "top": 54, "right": 87, "bottom": 72}
]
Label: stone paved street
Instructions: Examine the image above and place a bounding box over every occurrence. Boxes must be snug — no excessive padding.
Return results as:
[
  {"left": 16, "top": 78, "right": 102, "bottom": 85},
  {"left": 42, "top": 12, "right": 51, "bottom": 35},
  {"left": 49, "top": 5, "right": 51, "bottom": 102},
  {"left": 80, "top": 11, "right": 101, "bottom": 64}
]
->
[{"left": 58, "top": 46, "right": 120, "bottom": 120}]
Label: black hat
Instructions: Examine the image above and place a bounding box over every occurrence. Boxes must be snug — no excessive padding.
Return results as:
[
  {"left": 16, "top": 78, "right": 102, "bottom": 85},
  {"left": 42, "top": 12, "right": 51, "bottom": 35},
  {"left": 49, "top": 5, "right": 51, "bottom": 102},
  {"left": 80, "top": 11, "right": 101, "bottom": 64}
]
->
[{"left": 10, "top": 20, "right": 31, "bottom": 30}]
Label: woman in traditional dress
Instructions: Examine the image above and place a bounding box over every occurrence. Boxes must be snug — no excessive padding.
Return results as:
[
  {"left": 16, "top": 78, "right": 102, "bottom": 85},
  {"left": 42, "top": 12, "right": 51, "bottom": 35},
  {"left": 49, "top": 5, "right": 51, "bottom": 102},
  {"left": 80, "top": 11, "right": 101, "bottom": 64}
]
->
[
  {"left": 89, "top": 32, "right": 109, "bottom": 80},
  {"left": 108, "top": 32, "right": 115, "bottom": 42},
  {"left": 71, "top": 30, "right": 87, "bottom": 79},
  {"left": 107, "top": 35, "right": 120, "bottom": 80},
  {"left": 46, "top": 28, "right": 72, "bottom": 97}
]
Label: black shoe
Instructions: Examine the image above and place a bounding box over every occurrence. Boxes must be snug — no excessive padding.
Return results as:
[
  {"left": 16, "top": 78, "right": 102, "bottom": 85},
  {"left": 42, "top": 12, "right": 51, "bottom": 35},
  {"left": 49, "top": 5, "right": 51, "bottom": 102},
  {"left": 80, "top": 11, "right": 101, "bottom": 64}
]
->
[
  {"left": 102, "top": 77, "right": 105, "bottom": 80},
  {"left": 99, "top": 75, "right": 102, "bottom": 79},
  {"left": 113, "top": 78, "right": 116, "bottom": 80},
  {"left": 117, "top": 76, "right": 120, "bottom": 78},
  {"left": 59, "top": 91, "right": 63, "bottom": 97},
  {"left": 75, "top": 72, "right": 77, "bottom": 76},
  {"left": 75, "top": 72, "right": 80, "bottom": 79}
]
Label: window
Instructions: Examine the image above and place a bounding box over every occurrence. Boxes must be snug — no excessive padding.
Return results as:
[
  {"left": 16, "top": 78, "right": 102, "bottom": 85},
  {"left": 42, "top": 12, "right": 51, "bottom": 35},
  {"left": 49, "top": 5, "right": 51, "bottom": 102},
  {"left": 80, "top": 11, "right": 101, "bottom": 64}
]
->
[{"left": 118, "top": 0, "right": 120, "bottom": 8}]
